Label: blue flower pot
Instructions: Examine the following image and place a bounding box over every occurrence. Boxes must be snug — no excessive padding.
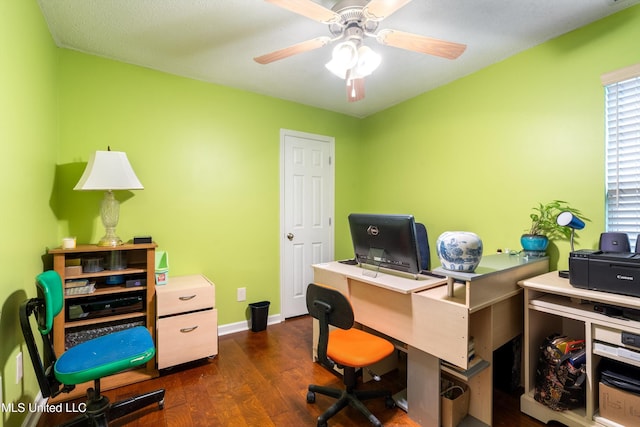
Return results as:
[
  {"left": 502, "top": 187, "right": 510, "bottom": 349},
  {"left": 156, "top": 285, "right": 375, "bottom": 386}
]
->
[{"left": 521, "top": 234, "right": 549, "bottom": 256}]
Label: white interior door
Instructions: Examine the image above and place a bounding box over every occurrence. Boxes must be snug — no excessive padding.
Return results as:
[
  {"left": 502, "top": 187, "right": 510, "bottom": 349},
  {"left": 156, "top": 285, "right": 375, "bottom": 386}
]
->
[{"left": 281, "top": 129, "right": 334, "bottom": 318}]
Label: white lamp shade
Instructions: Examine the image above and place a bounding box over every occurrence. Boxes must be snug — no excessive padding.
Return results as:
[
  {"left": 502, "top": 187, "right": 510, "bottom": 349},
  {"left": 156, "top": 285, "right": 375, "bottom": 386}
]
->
[
  {"left": 325, "top": 58, "right": 348, "bottom": 79},
  {"left": 74, "top": 150, "right": 144, "bottom": 191},
  {"left": 325, "top": 41, "right": 359, "bottom": 79},
  {"left": 332, "top": 41, "right": 358, "bottom": 69},
  {"left": 355, "top": 46, "right": 381, "bottom": 78},
  {"left": 326, "top": 42, "right": 381, "bottom": 81}
]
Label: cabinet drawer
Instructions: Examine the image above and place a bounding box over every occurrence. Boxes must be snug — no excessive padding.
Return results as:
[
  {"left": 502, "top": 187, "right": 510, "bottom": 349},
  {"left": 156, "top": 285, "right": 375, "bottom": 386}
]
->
[
  {"left": 593, "top": 325, "right": 623, "bottom": 346},
  {"left": 157, "top": 309, "right": 218, "bottom": 369},
  {"left": 156, "top": 275, "right": 215, "bottom": 316}
]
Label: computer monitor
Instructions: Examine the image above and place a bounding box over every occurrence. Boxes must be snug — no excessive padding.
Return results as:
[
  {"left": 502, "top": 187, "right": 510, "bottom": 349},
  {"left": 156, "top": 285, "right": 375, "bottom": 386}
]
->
[{"left": 348, "top": 213, "right": 422, "bottom": 275}]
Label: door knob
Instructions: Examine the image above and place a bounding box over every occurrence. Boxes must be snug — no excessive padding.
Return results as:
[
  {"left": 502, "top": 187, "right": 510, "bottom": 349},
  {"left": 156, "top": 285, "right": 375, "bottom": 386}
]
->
[{"left": 287, "top": 233, "right": 294, "bottom": 241}]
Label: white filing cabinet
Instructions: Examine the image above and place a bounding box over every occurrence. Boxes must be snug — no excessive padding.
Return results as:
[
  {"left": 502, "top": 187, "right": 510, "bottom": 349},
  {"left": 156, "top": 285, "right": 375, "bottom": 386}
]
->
[{"left": 156, "top": 275, "right": 218, "bottom": 369}]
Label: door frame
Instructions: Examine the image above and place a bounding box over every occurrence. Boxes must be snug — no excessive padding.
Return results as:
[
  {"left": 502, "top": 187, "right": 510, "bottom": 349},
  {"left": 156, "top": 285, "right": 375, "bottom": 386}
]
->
[{"left": 279, "top": 128, "right": 335, "bottom": 319}]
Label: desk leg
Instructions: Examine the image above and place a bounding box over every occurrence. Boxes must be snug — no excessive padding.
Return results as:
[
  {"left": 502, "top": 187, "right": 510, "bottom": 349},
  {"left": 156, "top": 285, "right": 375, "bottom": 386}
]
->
[{"left": 407, "top": 346, "right": 440, "bottom": 427}]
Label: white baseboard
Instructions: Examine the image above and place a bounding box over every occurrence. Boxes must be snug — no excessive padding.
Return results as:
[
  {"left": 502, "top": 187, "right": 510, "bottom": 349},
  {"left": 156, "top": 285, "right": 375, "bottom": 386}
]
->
[
  {"left": 218, "top": 313, "right": 283, "bottom": 336},
  {"left": 21, "top": 391, "right": 46, "bottom": 427}
]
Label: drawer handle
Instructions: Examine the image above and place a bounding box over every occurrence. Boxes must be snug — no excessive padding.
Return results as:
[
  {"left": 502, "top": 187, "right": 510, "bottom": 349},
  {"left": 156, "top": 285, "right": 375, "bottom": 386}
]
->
[
  {"left": 180, "top": 326, "right": 198, "bottom": 333},
  {"left": 179, "top": 295, "right": 197, "bottom": 301}
]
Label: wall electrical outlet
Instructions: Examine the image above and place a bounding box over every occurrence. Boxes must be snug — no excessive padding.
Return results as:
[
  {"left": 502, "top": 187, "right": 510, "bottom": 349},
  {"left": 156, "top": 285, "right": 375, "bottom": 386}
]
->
[
  {"left": 237, "top": 287, "right": 246, "bottom": 302},
  {"left": 16, "top": 352, "right": 23, "bottom": 384}
]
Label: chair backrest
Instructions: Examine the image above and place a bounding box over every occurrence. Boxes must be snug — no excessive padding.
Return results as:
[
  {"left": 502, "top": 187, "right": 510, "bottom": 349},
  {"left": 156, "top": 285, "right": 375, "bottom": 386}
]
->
[
  {"left": 35, "top": 270, "right": 64, "bottom": 334},
  {"left": 415, "top": 222, "right": 430, "bottom": 271},
  {"left": 306, "top": 283, "right": 354, "bottom": 369},
  {"left": 19, "top": 271, "right": 65, "bottom": 398},
  {"left": 599, "top": 232, "right": 631, "bottom": 252}
]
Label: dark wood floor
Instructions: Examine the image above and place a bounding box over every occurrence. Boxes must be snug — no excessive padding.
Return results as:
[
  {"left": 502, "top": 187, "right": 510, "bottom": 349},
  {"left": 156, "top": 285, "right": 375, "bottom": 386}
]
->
[{"left": 37, "top": 316, "right": 552, "bottom": 426}]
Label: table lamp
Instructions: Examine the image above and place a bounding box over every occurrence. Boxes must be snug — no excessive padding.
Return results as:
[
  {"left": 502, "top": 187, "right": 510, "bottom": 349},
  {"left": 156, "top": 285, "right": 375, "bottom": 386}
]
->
[
  {"left": 556, "top": 211, "right": 586, "bottom": 252},
  {"left": 74, "top": 149, "right": 144, "bottom": 246}
]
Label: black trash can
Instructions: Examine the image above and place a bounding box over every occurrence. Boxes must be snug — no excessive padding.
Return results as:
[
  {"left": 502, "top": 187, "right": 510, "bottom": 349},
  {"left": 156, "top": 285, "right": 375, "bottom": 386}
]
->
[{"left": 249, "top": 301, "right": 270, "bottom": 332}]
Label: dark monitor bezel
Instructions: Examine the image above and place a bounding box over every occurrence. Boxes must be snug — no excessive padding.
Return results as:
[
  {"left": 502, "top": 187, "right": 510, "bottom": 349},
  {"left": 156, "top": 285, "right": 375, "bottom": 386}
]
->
[{"left": 347, "top": 213, "right": 422, "bottom": 275}]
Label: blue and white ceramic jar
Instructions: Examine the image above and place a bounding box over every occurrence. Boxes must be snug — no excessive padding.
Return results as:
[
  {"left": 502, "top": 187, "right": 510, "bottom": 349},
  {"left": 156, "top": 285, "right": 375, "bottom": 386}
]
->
[{"left": 436, "top": 231, "right": 483, "bottom": 272}]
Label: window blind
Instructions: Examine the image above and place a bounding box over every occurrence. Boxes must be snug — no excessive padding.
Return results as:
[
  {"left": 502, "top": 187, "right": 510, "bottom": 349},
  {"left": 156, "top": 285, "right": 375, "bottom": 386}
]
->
[{"left": 605, "top": 72, "right": 640, "bottom": 248}]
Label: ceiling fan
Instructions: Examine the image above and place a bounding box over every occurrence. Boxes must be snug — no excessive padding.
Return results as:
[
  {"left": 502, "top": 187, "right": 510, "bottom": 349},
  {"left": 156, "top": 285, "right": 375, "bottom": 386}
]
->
[{"left": 254, "top": 0, "right": 466, "bottom": 102}]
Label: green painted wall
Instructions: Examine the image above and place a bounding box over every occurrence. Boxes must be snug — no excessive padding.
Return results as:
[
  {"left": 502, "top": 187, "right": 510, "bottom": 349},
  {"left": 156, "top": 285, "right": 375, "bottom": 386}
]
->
[
  {"left": 54, "top": 50, "right": 363, "bottom": 326},
  {"left": 3, "top": 3, "right": 640, "bottom": 426},
  {"left": 0, "top": 1, "right": 58, "bottom": 426},
  {"left": 361, "top": 5, "right": 640, "bottom": 271}
]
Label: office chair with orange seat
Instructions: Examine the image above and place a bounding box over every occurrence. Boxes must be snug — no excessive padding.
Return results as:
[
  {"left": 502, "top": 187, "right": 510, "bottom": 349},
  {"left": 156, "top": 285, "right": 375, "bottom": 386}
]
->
[
  {"left": 19, "top": 270, "right": 165, "bottom": 426},
  {"left": 306, "top": 282, "right": 396, "bottom": 427}
]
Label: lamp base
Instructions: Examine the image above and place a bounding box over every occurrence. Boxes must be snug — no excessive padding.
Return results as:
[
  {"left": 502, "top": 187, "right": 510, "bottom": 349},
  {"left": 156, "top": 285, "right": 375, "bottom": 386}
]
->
[
  {"left": 97, "top": 234, "right": 123, "bottom": 247},
  {"left": 97, "top": 226, "right": 123, "bottom": 246},
  {"left": 98, "top": 191, "right": 123, "bottom": 247}
]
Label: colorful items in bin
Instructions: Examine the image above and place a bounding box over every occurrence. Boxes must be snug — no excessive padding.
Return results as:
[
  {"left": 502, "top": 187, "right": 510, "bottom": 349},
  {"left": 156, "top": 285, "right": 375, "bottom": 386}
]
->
[
  {"left": 534, "top": 334, "right": 586, "bottom": 411},
  {"left": 155, "top": 250, "right": 169, "bottom": 285}
]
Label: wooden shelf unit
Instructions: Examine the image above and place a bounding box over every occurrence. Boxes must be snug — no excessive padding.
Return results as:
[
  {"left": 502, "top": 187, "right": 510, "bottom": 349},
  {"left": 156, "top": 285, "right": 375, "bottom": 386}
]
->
[
  {"left": 519, "top": 271, "right": 640, "bottom": 426},
  {"left": 48, "top": 243, "right": 159, "bottom": 401}
]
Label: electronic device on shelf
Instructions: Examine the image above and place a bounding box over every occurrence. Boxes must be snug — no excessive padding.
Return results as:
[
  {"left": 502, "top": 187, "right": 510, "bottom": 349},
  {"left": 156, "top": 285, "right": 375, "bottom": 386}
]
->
[
  {"left": 348, "top": 213, "right": 422, "bottom": 277},
  {"left": 67, "top": 294, "right": 144, "bottom": 321},
  {"left": 569, "top": 249, "right": 640, "bottom": 297}
]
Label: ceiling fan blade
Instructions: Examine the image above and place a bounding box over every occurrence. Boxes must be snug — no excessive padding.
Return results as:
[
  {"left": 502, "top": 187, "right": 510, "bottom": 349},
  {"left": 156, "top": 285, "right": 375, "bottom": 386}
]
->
[
  {"left": 265, "top": 0, "right": 340, "bottom": 23},
  {"left": 347, "top": 78, "right": 365, "bottom": 102},
  {"left": 364, "top": 0, "right": 413, "bottom": 20},
  {"left": 377, "top": 29, "right": 466, "bottom": 59},
  {"left": 254, "top": 37, "right": 331, "bottom": 64}
]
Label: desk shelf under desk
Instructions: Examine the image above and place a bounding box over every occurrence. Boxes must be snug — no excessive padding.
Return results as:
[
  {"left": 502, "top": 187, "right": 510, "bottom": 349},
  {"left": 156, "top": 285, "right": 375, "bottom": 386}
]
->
[
  {"left": 520, "top": 271, "right": 640, "bottom": 427},
  {"left": 313, "top": 254, "right": 549, "bottom": 427}
]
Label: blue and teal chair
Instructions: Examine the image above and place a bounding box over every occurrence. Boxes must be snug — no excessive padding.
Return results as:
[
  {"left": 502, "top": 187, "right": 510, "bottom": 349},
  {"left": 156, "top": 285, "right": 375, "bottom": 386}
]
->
[{"left": 19, "top": 270, "right": 165, "bottom": 426}]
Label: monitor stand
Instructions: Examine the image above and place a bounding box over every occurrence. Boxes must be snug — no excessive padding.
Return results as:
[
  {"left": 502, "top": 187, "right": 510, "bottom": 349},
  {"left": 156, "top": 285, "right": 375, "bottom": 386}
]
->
[{"left": 361, "top": 248, "right": 385, "bottom": 278}]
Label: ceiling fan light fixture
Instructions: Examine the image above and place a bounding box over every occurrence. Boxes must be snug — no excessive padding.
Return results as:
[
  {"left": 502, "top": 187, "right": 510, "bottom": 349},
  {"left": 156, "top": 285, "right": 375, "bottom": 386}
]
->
[
  {"left": 355, "top": 45, "right": 381, "bottom": 77},
  {"left": 325, "top": 58, "right": 348, "bottom": 79},
  {"left": 335, "top": 40, "right": 359, "bottom": 65},
  {"left": 326, "top": 42, "right": 381, "bottom": 80},
  {"left": 326, "top": 40, "right": 359, "bottom": 78},
  {"left": 257, "top": 0, "right": 467, "bottom": 102}
]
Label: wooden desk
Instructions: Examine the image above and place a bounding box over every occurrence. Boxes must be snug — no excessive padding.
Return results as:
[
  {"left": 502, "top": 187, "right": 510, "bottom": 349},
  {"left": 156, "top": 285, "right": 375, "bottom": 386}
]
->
[{"left": 313, "top": 254, "right": 548, "bottom": 426}]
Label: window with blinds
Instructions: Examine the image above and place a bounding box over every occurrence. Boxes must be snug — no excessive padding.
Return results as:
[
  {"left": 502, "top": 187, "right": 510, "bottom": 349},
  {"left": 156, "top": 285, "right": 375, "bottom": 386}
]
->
[{"left": 605, "top": 66, "right": 640, "bottom": 249}]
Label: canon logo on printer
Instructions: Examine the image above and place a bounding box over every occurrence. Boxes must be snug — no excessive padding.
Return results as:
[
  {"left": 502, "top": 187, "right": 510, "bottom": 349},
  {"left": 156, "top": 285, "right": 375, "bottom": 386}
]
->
[{"left": 616, "top": 274, "right": 634, "bottom": 281}]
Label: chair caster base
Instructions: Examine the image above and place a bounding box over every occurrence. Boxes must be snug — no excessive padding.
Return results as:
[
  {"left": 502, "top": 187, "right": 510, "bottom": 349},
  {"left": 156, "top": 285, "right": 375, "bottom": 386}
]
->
[
  {"left": 385, "top": 396, "right": 395, "bottom": 409},
  {"left": 307, "top": 391, "right": 316, "bottom": 404}
]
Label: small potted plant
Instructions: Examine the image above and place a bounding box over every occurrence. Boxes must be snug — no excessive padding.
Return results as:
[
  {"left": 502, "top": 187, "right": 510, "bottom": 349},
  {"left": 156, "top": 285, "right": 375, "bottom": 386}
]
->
[{"left": 522, "top": 200, "right": 589, "bottom": 255}]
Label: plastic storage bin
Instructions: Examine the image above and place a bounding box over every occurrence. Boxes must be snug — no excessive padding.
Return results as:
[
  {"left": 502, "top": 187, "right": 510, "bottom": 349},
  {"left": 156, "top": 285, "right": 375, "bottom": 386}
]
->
[{"left": 155, "top": 251, "right": 169, "bottom": 285}]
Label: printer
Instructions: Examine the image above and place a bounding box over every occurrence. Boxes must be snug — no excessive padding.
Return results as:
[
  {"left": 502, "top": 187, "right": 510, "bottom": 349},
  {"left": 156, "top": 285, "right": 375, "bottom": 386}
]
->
[{"left": 569, "top": 249, "right": 640, "bottom": 298}]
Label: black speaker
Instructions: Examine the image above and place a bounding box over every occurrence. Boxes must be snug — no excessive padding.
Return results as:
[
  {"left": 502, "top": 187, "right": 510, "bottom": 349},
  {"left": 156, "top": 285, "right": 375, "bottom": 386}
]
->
[{"left": 599, "top": 232, "right": 630, "bottom": 252}]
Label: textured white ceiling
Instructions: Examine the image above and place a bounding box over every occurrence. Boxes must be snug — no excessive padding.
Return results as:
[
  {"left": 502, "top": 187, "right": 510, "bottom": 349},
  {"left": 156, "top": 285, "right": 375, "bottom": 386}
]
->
[{"left": 37, "top": 0, "right": 640, "bottom": 117}]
